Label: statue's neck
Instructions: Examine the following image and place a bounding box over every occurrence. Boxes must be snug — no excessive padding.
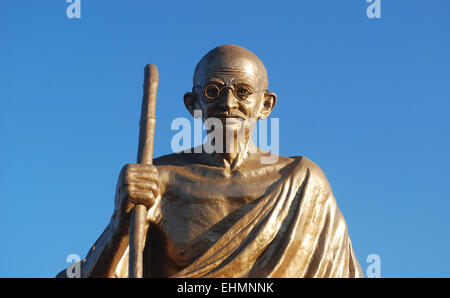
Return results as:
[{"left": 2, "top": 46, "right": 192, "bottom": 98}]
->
[{"left": 202, "top": 141, "right": 258, "bottom": 170}]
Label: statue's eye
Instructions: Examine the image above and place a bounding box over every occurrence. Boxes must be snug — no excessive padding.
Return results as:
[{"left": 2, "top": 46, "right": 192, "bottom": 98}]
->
[
  {"left": 235, "top": 86, "right": 251, "bottom": 99},
  {"left": 205, "top": 85, "right": 220, "bottom": 99}
]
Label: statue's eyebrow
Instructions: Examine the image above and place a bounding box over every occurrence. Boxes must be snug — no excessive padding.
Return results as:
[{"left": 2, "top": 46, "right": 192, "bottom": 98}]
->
[{"left": 232, "top": 79, "right": 253, "bottom": 87}]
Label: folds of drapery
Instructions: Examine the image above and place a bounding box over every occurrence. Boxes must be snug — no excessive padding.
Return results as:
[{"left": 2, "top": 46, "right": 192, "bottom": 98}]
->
[
  {"left": 110, "top": 157, "right": 363, "bottom": 278},
  {"left": 171, "top": 157, "right": 362, "bottom": 277},
  {"left": 111, "top": 157, "right": 362, "bottom": 278}
]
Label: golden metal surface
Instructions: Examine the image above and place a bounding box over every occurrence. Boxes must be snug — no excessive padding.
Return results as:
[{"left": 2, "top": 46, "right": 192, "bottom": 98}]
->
[
  {"left": 58, "top": 45, "right": 362, "bottom": 278},
  {"left": 129, "top": 64, "right": 159, "bottom": 278}
]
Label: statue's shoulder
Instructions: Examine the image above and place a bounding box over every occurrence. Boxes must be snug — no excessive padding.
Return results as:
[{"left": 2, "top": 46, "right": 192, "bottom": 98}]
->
[{"left": 290, "top": 156, "right": 332, "bottom": 192}]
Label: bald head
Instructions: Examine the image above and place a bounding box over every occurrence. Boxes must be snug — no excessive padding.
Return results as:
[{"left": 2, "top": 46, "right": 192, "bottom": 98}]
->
[
  {"left": 184, "top": 45, "right": 277, "bottom": 126},
  {"left": 193, "top": 45, "right": 269, "bottom": 91}
]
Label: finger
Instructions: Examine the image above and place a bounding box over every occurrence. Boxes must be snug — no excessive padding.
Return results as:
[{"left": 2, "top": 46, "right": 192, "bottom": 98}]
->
[
  {"left": 124, "top": 190, "right": 155, "bottom": 212},
  {"left": 127, "top": 165, "right": 158, "bottom": 176},
  {"left": 119, "top": 163, "right": 157, "bottom": 177},
  {"left": 126, "top": 171, "right": 160, "bottom": 185},
  {"left": 119, "top": 181, "right": 159, "bottom": 197}
]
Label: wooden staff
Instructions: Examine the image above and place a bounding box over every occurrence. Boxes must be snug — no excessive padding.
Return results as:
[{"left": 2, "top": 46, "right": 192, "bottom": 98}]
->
[{"left": 129, "top": 64, "right": 159, "bottom": 278}]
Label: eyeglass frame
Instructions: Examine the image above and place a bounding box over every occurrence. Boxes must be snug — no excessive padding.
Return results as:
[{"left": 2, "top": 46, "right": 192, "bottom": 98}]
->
[{"left": 193, "top": 83, "right": 268, "bottom": 101}]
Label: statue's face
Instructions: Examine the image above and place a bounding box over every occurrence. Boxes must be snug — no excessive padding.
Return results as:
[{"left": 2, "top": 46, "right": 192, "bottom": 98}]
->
[
  {"left": 184, "top": 46, "right": 277, "bottom": 148},
  {"left": 195, "top": 60, "right": 267, "bottom": 125}
]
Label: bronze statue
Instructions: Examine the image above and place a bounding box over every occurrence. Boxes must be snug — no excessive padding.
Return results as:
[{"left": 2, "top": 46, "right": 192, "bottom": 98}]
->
[{"left": 58, "top": 45, "right": 363, "bottom": 278}]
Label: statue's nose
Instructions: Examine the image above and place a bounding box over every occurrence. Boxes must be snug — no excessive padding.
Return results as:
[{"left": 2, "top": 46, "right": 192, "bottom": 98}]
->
[{"left": 219, "top": 88, "right": 239, "bottom": 110}]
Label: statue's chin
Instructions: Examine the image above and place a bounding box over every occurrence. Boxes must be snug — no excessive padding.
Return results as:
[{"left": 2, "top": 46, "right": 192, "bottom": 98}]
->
[
  {"left": 206, "top": 118, "right": 255, "bottom": 150},
  {"left": 222, "top": 117, "right": 244, "bottom": 127}
]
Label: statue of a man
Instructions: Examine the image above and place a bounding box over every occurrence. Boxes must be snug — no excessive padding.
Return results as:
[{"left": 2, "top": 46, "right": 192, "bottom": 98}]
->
[{"left": 58, "top": 45, "right": 363, "bottom": 278}]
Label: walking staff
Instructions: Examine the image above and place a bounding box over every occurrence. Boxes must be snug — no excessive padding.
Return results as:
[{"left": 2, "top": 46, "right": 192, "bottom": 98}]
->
[{"left": 129, "top": 64, "right": 159, "bottom": 278}]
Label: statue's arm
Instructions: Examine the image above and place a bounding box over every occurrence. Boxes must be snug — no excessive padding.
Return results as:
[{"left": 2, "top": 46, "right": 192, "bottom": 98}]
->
[
  {"left": 56, "top": 212, "right": 129, "bottom": 278},
  {"left": 301, "top": 156, "right": 364, "bottom": 277},
  {"left": 56, "top": 163, "right": 160, "bottom": 278},
  {"left": 85, "top": 213, "right": 130, "bottom": 277}
]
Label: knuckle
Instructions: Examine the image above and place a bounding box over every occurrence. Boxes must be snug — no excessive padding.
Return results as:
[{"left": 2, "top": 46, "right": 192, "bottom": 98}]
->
[
  {"left": 122, "top": 163, "right": 132, "bottom": 172},
  {"left": 124, "top": 172, "right": 134, "bottom": 182},
  {"left": 124, "top": 163, "right": 139, "bottom": 172},
  {"left": 120, "top": 164, "right": 134, "bottom": 179},
  {"left": 149, "top": 183, "right": 160, "bottom": 194},
  {"left": 125, "top": 183, "right": 137, "bottom": 192},
  {"left": 128, "top": 191, "right": 154, "bottom": 209}
]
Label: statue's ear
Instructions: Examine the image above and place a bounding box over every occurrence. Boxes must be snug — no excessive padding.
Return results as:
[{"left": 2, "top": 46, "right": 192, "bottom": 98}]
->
[
  {"left": 183, "top": 92, "right": 201, "bottom": 118},
  {"left": 258, "top": 92, "right": 277, "bottom": 120}
]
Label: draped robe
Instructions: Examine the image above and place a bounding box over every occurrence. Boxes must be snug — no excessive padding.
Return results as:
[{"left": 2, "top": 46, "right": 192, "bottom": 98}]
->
[{"left": 83, "top": 154, "right": 363, "bottom": 278}]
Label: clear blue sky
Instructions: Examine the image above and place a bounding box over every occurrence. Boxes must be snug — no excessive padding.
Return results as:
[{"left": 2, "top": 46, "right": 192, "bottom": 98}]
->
[{"left": 1, "top": 0, "right": 449, "bottom": 277}]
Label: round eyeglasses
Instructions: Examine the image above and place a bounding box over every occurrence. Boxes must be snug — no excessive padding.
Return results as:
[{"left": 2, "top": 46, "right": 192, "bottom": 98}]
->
[{"left": 194, "top": 83, "right": 267, "bottom": 101}]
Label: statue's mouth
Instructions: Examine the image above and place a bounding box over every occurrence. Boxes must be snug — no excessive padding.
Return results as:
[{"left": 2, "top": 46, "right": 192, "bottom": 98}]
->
[
  {"left": 219, "top": 116, "right": 244, "bottom": 121},
  {"left": 214, "top": 111, "right": 246, "bottom": 121}
]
